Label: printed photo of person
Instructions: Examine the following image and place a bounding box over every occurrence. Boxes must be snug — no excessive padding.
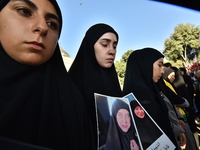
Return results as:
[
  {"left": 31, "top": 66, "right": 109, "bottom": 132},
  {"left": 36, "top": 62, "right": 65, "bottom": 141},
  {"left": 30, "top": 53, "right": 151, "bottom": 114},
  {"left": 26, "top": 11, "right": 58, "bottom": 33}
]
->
[
  {"left": 96, "top": 93, "right": 141, "bottom": 150},
  {"left": 131, "top": 100, "right": 162, "bottom": 149}
]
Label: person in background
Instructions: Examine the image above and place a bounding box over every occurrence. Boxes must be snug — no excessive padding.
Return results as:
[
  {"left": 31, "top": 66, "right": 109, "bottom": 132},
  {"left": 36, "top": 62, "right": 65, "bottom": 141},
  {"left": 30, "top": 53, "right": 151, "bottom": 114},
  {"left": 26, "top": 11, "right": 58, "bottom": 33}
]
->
[
  {"left": 194, "top": 70, "right": 200, "bottom": 115},
  {"left": 162, "top": 68, "right": 198, "bottom": 150},
  {"left": 123, "top": 48, "right": 179, "bottom": 149},
  {"left": 189, "top": 72, "right": 197, "bottom": 83},
  {"left": 0, "top": 0, "right": 94, "bottom": 149},
  {"left": 68, "top": 23, "right": 122, "bottom": 148},
  {"left": 179, "top": 67, "right": 195, "bottom": 111},
  {"left": 163, "top": 62, "right": 172, "bottom": 68},
  {"left": 156, "top": 78, "right": 187, "bottom": 149}
]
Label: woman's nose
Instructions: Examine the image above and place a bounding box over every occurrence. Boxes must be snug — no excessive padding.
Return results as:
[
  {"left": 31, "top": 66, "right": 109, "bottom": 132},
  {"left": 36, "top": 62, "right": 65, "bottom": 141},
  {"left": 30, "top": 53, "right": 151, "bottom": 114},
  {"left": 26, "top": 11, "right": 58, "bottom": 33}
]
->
[
  {"left": 109, "top": 46, "right": 116, "bottom": 55},
  {"left": 32, "top": 17, "right": 48, "bottom": 36}
]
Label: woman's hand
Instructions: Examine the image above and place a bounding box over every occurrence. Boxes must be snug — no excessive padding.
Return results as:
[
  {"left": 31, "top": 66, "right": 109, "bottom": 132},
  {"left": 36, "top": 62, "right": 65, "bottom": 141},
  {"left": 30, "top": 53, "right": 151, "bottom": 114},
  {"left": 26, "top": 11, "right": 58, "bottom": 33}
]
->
[
  {"left": 179, "top": 120, "right": 186, "bottom": 128},
  {"left": 130, "top": 140, "right": 140, "bottom": 150},
  {"left": 178, "top": 132, "right": 187, "bottom": 149}
]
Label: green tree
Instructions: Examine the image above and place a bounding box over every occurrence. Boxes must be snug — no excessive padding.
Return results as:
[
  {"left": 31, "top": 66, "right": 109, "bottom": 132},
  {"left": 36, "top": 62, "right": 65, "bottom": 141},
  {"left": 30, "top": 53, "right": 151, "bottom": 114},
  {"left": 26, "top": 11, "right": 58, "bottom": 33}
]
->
[
  {"left": 163, "top": 23, "right": 200, "bottom": 67},
  {"left": 115, "top": 50, "right": 134, "bottom": 86}
]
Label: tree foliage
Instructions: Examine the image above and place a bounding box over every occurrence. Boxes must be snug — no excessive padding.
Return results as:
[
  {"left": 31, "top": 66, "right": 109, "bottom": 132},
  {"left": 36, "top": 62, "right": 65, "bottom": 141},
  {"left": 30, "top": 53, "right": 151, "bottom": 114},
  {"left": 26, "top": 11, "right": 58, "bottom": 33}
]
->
[
  {"left": 163, "top": 23, "right": 200, "bottom": 67},
  {"left": 115, "top": 50, "right": 134, "bottom": 86}
]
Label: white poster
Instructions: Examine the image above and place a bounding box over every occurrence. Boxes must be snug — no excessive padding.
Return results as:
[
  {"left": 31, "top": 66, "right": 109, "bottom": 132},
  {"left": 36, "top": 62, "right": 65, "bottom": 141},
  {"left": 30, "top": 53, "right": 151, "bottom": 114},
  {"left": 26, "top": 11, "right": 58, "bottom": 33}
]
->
[{"left": 95, "top": 93, "right": 175, "bottom": 150}]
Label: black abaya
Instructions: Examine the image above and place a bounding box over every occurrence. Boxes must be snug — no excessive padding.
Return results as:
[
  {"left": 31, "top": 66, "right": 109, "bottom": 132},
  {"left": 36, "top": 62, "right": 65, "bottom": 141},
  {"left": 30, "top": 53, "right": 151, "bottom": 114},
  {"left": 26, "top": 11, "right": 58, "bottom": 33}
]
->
[
  {"left": 68, "top": 23, "right": 122, "bottom": 146},
  {"left": 123, "top": 48, "right": 179, "bottom": 149},
  {"left": 0, "top": 1, "right": 93, "bottom": 149}
]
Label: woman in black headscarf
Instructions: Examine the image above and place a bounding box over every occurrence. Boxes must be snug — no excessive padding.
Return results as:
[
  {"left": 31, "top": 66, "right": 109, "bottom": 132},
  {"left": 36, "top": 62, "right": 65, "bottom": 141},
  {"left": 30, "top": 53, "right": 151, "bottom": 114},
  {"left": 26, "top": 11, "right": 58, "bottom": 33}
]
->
[
  {"left": 0, "top": 0, "right": 93, "bottom": 150},
  {"left": 105, "top": 99, "right": 140, "bottom": 150},
  {"left": 68, "top": 23, "right": 122, "bottom": 145},
  {"left": 162, "top": 68, "right": 189, "bottom": 108},
  {"left": 123, "top": 48, "right": 179, "bottom": 149}
]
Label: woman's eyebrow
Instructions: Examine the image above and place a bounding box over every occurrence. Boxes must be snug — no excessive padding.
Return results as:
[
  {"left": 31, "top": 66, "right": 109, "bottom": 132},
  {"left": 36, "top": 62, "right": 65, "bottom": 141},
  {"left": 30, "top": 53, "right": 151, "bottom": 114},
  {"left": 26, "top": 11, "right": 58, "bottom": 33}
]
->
[
  {"left": 101, "top": 39, "right": 118, "bottom": 43},
  {"left": 11, "top": 0, "right": 38, "bottom": 10},
  {"left": 46, "top": 13, "right": 60, "bottom": 23},
  {"left": 11, "top": 0, "right": 60, "bottom": 23}
]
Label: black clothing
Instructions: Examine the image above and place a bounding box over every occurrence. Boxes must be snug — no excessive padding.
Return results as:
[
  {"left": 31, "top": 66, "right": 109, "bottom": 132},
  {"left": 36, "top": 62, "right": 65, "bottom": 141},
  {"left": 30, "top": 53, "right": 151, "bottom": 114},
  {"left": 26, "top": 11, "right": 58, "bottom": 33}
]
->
[
  {"left": 162, "top": 68, "right": 186, "bottom": 106},
  {"left": 68, "top": 23, "right": 122, "bottom": 146},
  {"left": 182, "top": 73, "right": 195, "bottom": 104},
  {"left": 0, "top": 45, "right": 93, "bottom": 150},
  {"left": 123, "top": 48, "right": 179, "bottom": 149},
  {"left": 0, "top": 1, "right": 93, "bottom": 149}
]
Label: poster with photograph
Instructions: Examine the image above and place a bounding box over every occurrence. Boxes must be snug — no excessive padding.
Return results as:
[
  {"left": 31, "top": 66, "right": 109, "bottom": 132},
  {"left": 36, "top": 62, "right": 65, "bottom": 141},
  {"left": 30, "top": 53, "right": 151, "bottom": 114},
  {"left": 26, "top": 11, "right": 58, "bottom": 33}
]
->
[
  {"left": 95, "top": 93, "right": 175, "bottom": 150},
  {"left": 124, "top": 93, "right": 175, "bottom": 150},
  {"left": 95, "top": 93, "right": 142, "bottom": 150}
]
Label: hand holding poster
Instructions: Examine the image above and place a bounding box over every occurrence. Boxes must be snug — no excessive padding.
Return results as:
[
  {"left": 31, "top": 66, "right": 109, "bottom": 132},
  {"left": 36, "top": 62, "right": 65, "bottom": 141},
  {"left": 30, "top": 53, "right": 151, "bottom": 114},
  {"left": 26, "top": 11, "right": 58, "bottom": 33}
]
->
[{"left": 95, "top": 93, "right": 175, "bottom": 150}]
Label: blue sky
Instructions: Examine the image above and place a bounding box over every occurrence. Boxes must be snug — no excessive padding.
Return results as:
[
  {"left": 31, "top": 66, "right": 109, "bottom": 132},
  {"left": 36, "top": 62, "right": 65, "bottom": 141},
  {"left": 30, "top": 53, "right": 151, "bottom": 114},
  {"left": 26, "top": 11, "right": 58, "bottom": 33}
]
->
[{"left": 56, "top": 0, "right": 200, "bottom": 61}]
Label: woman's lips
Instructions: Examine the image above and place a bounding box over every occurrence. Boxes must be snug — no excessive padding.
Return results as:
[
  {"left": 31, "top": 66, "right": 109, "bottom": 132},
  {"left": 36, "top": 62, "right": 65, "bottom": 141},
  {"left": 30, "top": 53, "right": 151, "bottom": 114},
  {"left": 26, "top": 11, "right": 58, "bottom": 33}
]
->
[
  {"left": 107, "top": 58, "right": 114, "bottom": 63},
  {"left": 25, "top": 42, "right": 45, "bottom": 50}
]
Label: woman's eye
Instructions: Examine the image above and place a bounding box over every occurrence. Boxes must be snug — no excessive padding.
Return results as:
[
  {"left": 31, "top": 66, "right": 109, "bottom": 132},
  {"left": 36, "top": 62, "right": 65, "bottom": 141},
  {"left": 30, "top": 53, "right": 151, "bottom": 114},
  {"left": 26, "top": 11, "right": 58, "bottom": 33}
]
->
[
  {"left": 125, "top": 114, "right": 130, "bottom": 117},
  {"left": 47, "top": 21, "right": 58, "bottom": 30},
  {"left": 102, "top": 44, "right": 108, "bottom": 47},
  {"left": 17, "top": 7, "right": 32, "bottom": 16}
]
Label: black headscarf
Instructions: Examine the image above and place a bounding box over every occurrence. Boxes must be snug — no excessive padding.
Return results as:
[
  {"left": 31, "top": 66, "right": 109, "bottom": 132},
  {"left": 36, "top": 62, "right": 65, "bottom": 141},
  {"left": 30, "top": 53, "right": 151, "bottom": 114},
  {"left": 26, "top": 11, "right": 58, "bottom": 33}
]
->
[
  {"left": 162, "top": 68, "right": 175, "bottom": 82},
  {"left": 68, "top": 23, "right": 122, "bottom": 141},
  {"left": 170, "top": 67, "right": 190, "bottom": 101},
  {"left": 105, "top": 99, "right": 139, "bottom": 150},
  {"left": 0, "top": 0, "right": 93, "bottom": 150},
  {"left": 162, "top": 68, "right": 186, "bottom": 105},
  {"left": 123, "top": 48, "right": 179, "bottom": 149}
]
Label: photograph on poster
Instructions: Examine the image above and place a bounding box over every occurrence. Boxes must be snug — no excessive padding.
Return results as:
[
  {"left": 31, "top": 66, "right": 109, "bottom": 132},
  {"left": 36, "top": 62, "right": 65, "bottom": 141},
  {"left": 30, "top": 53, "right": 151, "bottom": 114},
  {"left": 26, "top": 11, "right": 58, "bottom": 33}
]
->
[
  {"left": 95, "top": 93, "right": 141, "bottom": 150},
  {"left": 95, "top": 93, "right": 175, "bottom": 150}
]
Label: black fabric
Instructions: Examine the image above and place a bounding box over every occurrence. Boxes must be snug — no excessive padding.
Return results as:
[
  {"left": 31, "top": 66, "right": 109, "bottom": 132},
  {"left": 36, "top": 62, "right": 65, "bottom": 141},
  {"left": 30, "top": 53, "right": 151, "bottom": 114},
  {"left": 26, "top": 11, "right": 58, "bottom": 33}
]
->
[
  {"left": 68, "top": 23, "right": 122, "bottom": 145},
  {"left": 0, "top": 137, "right": 52, "bottom": 150},
  {"left": 182, "top": 73, "right": 195, "bottom": 104},
  {"left": 0, "top": 1, "right": 94, "bottom": 150},
  {"left": 0, "top": 0, "right": 8, "bottom": 11},
  {"left": 0, "top": 45, "right": 94, "bottom": 150},
  {"left": 123, "top": 48, "right": 179, "bottom": 149},
  {"left": 105, "top": 99, "right": 139, "bottom": 150}
]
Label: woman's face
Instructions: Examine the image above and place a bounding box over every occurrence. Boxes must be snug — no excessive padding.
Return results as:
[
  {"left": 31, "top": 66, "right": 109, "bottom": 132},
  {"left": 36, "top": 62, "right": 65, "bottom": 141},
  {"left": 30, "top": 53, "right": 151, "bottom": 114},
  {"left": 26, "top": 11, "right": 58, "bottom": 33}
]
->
[
  {"left": 152, "top": 57, "right": 164, "bottom": 82},
  {"left": 134, "top": 106, "right": 145, "bottom": 118},
  {"left": 0, "top": 0, "right": 61, "bottom": 66},
  {"left": 94, "top": 32, "right": 117, "bottom": 68},
  {"left": 168, "top": 72, "right": 175, "bottom": 83},
  {"left": 116, "top": 109, "right": 131, "bottom": 132}
]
